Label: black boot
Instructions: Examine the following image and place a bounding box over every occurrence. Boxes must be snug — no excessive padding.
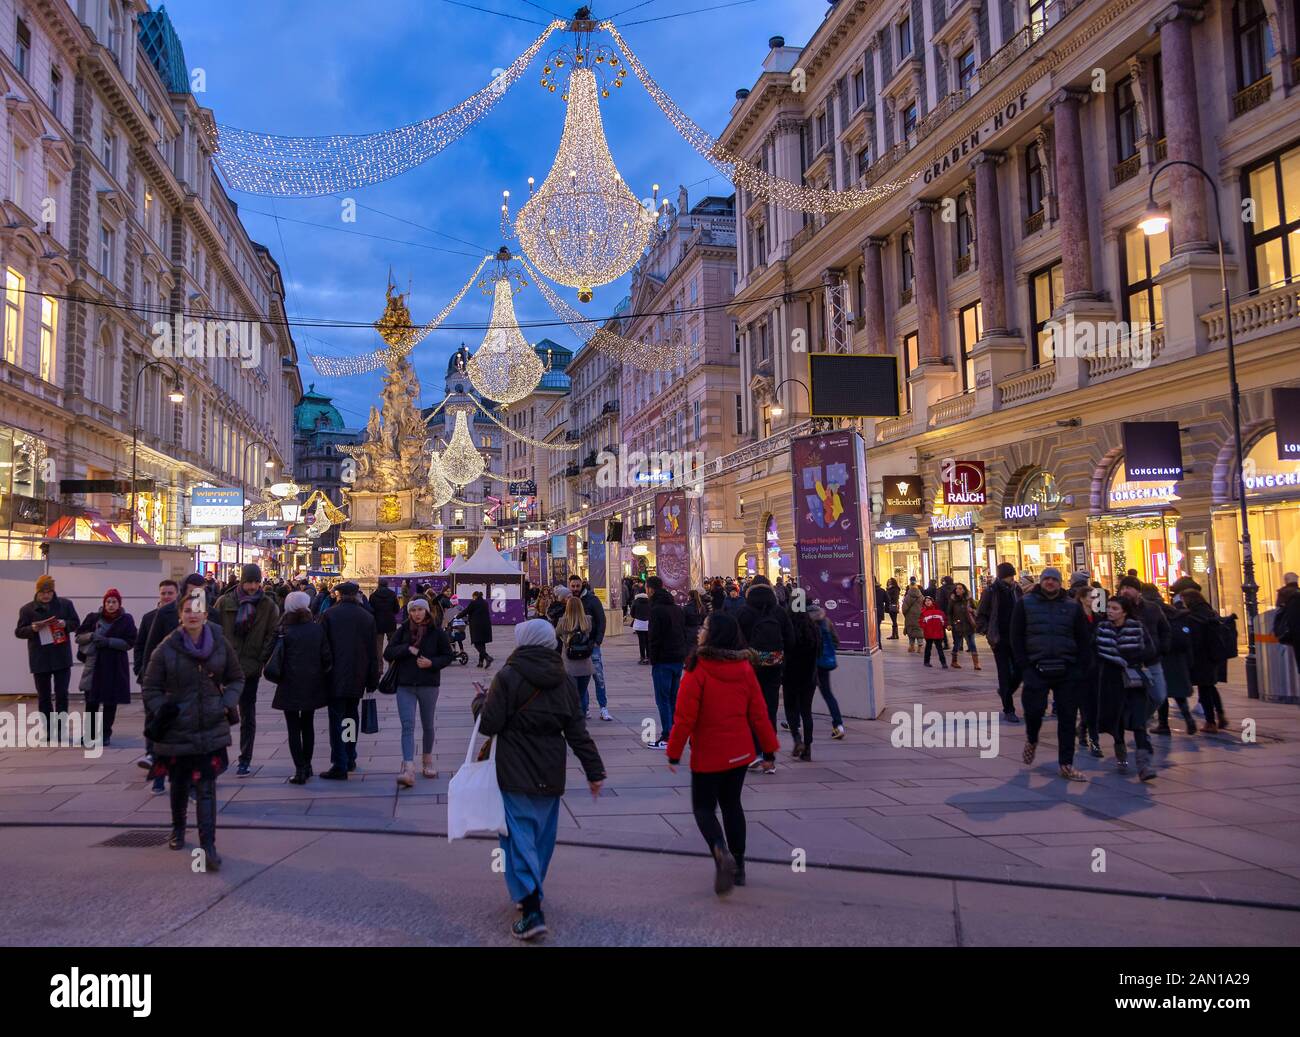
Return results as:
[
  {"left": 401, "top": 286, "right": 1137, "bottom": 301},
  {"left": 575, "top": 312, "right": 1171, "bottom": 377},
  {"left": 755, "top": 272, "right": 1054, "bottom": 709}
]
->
[
  {"left": 168, "top": 773, "right": 188, "bottom": 850},
  {"left": 195, "top": 778, "right": 221, "bottom": 871},
  {"left": 733, "top": 854, "right": 746, "bottom": 886}
]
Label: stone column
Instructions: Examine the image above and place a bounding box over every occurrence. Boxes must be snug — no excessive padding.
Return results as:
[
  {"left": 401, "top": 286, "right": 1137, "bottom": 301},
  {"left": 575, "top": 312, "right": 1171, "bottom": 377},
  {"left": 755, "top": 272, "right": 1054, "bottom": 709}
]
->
[
  {"left": 1151, "top": 3, "right": 1211, "bottom": 253},
  {"left": 911, "top": 201, "right": 942, "bottom": 361},
  {"left": 1046, "top": 90, "right": 1096, "bottom": 301},
  {"left": 861, "top": 237, "right": 888, "bottom": 352},
  {"left": 971, "top": 150, "right": 1008, "bottom": 335}
]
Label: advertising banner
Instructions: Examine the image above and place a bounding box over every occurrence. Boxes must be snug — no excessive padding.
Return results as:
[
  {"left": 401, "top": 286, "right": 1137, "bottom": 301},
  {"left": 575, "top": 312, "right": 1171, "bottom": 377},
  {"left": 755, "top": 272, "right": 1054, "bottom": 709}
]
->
[
  {"left": 882, "top": 474, "right": 925, "bottom": 514},
  {"left": 655, "top": 490, "right": 689, "bottom": 604},
  {"left": 1274, "top": 387, "right": 1300, "bottom": 460},
  {"left": 1123, "top": 421, "right": 1184, "bottom": 481},
  {"left": 587, "top": 519, "right": 607, "bottom": 606},
  {"left": 191, "top": 488, "right": 244, "bottom": 526},
  {"left": 791, "top": 431, "right": 873, "bottom": 651},
  {"left": 942, "top": 460, "right": 987, "bottom": 505}
]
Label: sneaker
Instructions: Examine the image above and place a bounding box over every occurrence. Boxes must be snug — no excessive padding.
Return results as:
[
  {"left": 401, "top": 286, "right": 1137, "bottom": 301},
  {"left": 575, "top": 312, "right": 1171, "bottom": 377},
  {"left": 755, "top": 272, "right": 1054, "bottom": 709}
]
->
[
  {"left": 831, "top": 725, "right": 846, "bottom": 740},
  {"left": 779, "top": 721, "right": 790, "bottom": 731},
  {"left": 1088, "top": 738, "right": 1104, "bottom": 759},
  {"left": 135, "top": 753, "right": 153, "bottom": 771},
  {"left": 151, "top": 777, "right": 166, "bottom": 795},
  {"left": 599, "top": 707, "right": 613, "bottom": 722},
  {"left": 236, "top": 762, "right": 251, "bottom": 777},
  {"left": 748, "top": 758, "right": 765, "bottom": 770},
  {"left": 646, "top": 739, "right": 668, "bottom": 750},
  {"left": 763, "top": 762, "right": 777, "bottom": 775},
  {"left": 512, "top": 910, "right": 547, "bottom": 941},
  {"left": 584, "top": 709, "right": 590, "bottom": 719}
]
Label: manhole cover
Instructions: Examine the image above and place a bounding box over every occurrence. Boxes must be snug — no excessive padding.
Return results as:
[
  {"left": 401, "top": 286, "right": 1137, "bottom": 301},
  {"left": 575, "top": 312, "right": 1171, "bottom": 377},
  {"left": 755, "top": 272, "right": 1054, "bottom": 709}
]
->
[{"left": 96, "top": 830, "right": 172, "bottom": 848}]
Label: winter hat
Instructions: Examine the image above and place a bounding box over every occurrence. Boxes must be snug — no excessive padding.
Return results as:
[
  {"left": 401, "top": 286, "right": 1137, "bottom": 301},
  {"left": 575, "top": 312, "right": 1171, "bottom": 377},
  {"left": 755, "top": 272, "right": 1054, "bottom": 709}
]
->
[
  {"left": 35, "top": 574, "right": 55, "bottom": 594},
  {"left": 407, "top": 597, "right": 432, "bottom": 615},
  {"left": 514, "top": 618, "right": 558, "bottom": 650},
  {"left": 1284, "top": 572, "right": 1299, "bottom": 585},
  {"left": 1069, "top": 572, "right": 1090, "bottom": 590},
  {"left": 996, "top": 562, "right": 1016, "bottom": 580},
  {"left": 240, "top": 563, "right": 262, "bottom": 584},
  {"left": 1039, "top": 567, "right": 1063, "bottom": 583},
  {"left": 284, "top": 591, "right": 312, "bottom": 613},
  {"left": 102, "top": 588, "right": 122, "bottom": 608},
  {"left": 1169, "top": 575, "right": 1201, "bottom": 595},
  {"left": 336, "top": 581, "right": 360, "bottom": 596}
]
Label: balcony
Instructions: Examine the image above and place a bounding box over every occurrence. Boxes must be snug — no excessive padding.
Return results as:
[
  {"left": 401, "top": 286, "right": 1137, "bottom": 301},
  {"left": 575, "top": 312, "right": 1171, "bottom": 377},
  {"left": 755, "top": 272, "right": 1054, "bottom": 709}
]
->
[
  {"left": 581, "top": 452, "right": 598, "bottom": 469},
  {"left": 953, "top": 253, "right": 972, "bottom": 277},
  {"left": 998, "top": 364, "right": 1056, "bottom": 406},
  {"left": 899, "top": 286, "right": 914, "bottom": 306},
  {"left": 1113, "top": 153, "right": 1141, "bottom": 186},
  {"left": 1154, "top": 137, "right": 1167, "bottom": 162},
  {"left": 928, "top": 391, "right": 976, "bottom": 428},
  {"left": 789, "top": 222, "right": 817, "bottom": 256},
  {"left": 1233, "top": 76, "right": 1272, "bottom": 118},
  {"left": 874, "top": 413, "right": 914, "bottom": 443},
  {"left": 1024, "top": 209, "right": 1045, "bottom": 236},
  {"left": 1202, "top": 279, "right": 1300, "bottom": 346},
  {"left": 1087, "top": 326, "right": 1166, "bottom": 381}
]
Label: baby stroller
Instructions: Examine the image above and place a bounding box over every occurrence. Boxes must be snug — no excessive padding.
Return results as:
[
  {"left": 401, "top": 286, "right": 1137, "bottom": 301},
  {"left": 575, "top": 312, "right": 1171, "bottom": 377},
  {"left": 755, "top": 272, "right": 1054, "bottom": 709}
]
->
[{"left": 448, "top": 617, "right": 470, "bottom": 666}]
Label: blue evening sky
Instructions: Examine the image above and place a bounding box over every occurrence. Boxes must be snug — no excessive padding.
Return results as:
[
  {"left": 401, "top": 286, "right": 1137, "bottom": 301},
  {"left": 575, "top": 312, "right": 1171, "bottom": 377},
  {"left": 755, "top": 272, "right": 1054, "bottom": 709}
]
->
[{"left": 162, "top": 0, "right": 825, "bottom": 427}]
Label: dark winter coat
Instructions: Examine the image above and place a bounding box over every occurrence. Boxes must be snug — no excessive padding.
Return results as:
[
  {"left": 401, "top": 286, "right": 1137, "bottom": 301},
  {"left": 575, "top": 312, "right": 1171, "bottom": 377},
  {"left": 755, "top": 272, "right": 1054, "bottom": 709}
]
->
[
  {"left": 683, "top": 599, "right": 706, "bottom": 644},
  {"left": 75, "top": 611, "right": 137, "bottom": 705},
  {"left": 577, "top": 588, "right": 606, "bottom": 644},
  {"left": 630, "top": 593, "right": 652, "bottom": 623},
  {"left": 267, "top": 611, "right": 332, "bottom": 712},
  {"left": 975, "top": 579, "right": 1020, "bottom": 647},
  {"left": 1161, "top": 603, "right": 1195, "bottom": 700},
  {"left": 1010, "top": 586, "right": 1091, "bottom": 674},
  {"left": 213, "top": 590, "right": 281, "bottom": 681},
  {"left": 140, "top": 622, "right": 245, "bottom": 757},
  {"left": 946, "top": 593, "right": 977, "bottom": 638},
  {"left": 783, "top": 610, "right": 822, "bottom": 694},
  {"left": 461, "top": 597, "right": 493, "bottom": 645},
  {"left": 1133, "top": 591, "right": 1172, "bottom": 657},
  {"left": 474, "top": 644, "right": 606, "bottom": 797},
  {"left": 666, "top": 646, "right": 779, "bottom": 772},
  {"left": 648, "top": 589, "right": 688, "bottom": 665},
  {"left": 1184, "top": 600, "right": 1224, "bottom": 688},
  {"left": 140, "top": 600, "right": 180, "bottom": 672},
  {"left": 936, "top": 578, "right": 955, "bottom": 614},
  {"left": 736, "top": 584, "right": 794, "bottom": 653},
  {"left": 134, "top": 607, "right": 160, "bottom": 679},
  {"left": 383, "top": 620, "right": 454, "bottom": 687},
  {"left": 369, "top": 585, "right": 400, "bottom": 635},
  {"left": 15, "top": 595, "right": 81, "bottom": 674},
  {"left": 320, "top": 599, "right": 379, "bottom": 700},
  {"left": 709, "top": 587, "right": 725, "bottom": 613},
  {"left": 721, "top": 594, "right": 744, "bottom": 616}
]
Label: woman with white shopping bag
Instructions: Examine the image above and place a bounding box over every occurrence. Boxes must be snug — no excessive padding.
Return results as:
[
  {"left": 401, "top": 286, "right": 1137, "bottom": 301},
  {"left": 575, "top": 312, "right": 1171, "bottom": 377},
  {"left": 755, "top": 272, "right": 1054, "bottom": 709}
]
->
[{"left": 468, "top": 619, "right": 605, "bottom": 941}]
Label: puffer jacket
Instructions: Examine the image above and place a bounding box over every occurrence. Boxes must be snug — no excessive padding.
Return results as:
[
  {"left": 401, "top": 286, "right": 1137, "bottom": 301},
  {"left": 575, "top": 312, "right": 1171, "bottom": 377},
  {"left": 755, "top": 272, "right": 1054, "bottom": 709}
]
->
[
  {"left": 141, "top": 623, "right": 245, "bottom": 757},
  {"left": 474, "top": 644, "right": 606, "bottom": 796},
  {"left": 630, "top": 593, "right": 652, "bottom": 623},
  {"left": 383, "top": 620, "right": 454, "bottom": 687},
  {"left": 946, "top": 594, "right": 977, "bottom": 638},
  {"left": 213, "top": 589, "right": 281, "bottom": 680},
  {"left": 268, "top": 611, "right": 332, "bottom": 712},
  {"left": 666, "top": 646, "right": 779, "bottom": 772},
  {"left": 1010, "top": 586, "right": 1090, "bottom": 672},
  {"left": 901, "top": 586, "right": 924, "bottom": 639}
]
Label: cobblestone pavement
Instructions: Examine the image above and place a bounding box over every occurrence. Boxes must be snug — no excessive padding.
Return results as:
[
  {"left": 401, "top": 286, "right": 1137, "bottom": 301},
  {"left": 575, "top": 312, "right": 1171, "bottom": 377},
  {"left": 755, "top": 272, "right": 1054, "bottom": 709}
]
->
[{"left": 2, "top": 627, "right": 1298, "bottom": 911}]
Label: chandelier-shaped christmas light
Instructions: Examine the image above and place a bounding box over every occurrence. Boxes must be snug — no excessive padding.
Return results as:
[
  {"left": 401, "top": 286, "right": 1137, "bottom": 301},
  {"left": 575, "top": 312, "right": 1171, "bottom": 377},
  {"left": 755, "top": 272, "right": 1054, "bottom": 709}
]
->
[
  {"left": 512, "top": 65, "right": 656, "bottom": 303},
  {"left": 466, "top": 263, "right": 546, "bottom": 404},
  {"left": 427, "top": 450, "right": 455, "bottom": 509},
  {"left": 440, "top": 409, "right": 487, "bottom": 487}
]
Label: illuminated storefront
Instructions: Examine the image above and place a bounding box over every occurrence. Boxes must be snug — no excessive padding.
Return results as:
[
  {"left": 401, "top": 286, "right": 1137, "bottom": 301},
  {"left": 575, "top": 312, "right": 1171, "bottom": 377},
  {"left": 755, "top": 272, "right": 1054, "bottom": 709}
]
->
[
  {"left": 995, "top": 470, "right": 1072, "bottom": 578},
  {"left": 0, "top": 428, "right": 51, "bottom": 560},
  {"left": 927, "top": 508, "right": 983, "bottom": 590},
  {"left": 1212, "top": 432, "right": 1300, "bottom": 620},
  {"left": 763, "top": 513, "right": 791, "bottom": 581},
  {"left": 1089, "top": 464, "right": 1184, "bottom": 594},
  {"left": 873, "top": 517, "right": 923, "bottom": 585}
]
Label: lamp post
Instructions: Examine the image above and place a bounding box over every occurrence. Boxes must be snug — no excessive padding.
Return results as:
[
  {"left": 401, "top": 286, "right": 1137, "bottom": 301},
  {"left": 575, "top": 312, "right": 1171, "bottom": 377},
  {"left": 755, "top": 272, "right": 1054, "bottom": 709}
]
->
[
  {"left": 769, "top": 377, "right": 811, "bottom": 421},
  {"left": 130, "top": 360, "right": 185, "bottom": 545},
  {"left": 237, "top": 442, "right": 276, "bottom": 568},
  {"left": 1141, "top": 159, "right": 1260, "bottom": 699}
]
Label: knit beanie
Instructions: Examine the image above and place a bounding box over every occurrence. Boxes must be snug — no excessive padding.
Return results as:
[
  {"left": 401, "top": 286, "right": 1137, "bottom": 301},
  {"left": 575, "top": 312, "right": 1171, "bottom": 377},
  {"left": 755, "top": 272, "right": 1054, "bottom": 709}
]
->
[
  {"left": 284, "top": 591, "right": 312, "bottom": 613},
  {"left": 241, "top": 563, "right": 262, "bottom": 584},
  {"left": 102, "top": 588, "right": 122, "bottom": 608},
  {"left": 996, "top": 562, "right": 1016, "bottom": 579}
]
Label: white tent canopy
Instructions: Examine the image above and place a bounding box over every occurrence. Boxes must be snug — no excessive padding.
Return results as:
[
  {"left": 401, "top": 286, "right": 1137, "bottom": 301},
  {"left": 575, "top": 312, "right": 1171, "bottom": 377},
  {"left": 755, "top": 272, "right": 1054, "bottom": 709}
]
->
[
  {"left": 443, "top": 554, "right": 464, "bottom": 574},
  {"left": 456, "top": 536, "right": 523, "bottom": 577}
]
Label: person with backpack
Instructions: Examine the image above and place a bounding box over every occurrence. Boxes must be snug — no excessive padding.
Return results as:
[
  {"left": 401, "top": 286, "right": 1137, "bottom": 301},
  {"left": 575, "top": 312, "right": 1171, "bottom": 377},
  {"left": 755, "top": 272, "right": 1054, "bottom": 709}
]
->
[
  {"left": 976, "top": 562, "right": 1023, "bottom": 723},
  {"left": 946, "top": 583, "right": 979, "bottom": 669},
  {"left": 1095, "top": 595, "right": 1159, "bottom": 780},
  {"left": 1182, "top": 589, "right": 1230, "bottom": 733},
  {"left": 666, "top": 612, "right": 778, "bottom": 895},
  {"left": 736, "top": 577, "right": 793, "bottom": 770},
  {"left": 919, "top": 596, "right": 948, "bottom": 668},
  {"left": 809, "top": 605, "right": 846, "bottom": 739},
  {"left": 646, "top": 575, "right": 688, "bottom": 748},
  {"left": 556, "top": 594, "right": 597, "bottom": 717},
  {"left": 901, "top": 581, "right": 924, "bottom": 653},
  {"left": 783, "top": 602, "right": 822, "bottom": 761}
]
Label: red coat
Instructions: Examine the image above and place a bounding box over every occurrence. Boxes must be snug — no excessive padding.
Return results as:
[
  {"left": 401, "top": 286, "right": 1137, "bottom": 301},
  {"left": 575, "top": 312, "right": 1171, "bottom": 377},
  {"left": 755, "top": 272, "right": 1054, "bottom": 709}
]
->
[
  {"left": 919, "top": 606, "right": 948, "bottom": 640},
  {"left": 666, "top": 647, "right": 779, "bottom": 772}
]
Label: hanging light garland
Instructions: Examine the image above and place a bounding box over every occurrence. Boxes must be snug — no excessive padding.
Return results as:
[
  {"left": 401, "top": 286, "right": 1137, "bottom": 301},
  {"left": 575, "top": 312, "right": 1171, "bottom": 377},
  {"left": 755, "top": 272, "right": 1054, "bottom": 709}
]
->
[
  {"left": 215, "top": 22, "right": 564, "bottom": 196},
  {"left": 518, "top": 255, "right": 684, "bottom": 370},
  {"left": 439, "top": 408, "right": 488, "bottom": 487},
  {"left": 471, "top": 395, "right": 577, "bottom": 451},
  {"left": 312, "top": 256, "right": 491, "bottom": 377},
  {"left": 511, "top": 65, "right": 658, "bottom": 303},
  {"left": 466, "top": 275, "right": 546, "bottom": 404},
  {"left": 602, "top": 21, "right": 919, "bottom": 214}
]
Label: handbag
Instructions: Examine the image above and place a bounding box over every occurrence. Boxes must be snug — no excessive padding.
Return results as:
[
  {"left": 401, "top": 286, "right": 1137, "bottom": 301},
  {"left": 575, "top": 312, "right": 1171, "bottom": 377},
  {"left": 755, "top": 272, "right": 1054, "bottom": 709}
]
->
[
  {"left": 447, "top": 712, "right": 507, "bottom": 841},
  {"left": 359, "top": 694, "right": 380, "bottom": 734},
  {"left": 378, "top": 662, "right": 400, "bottom": 695}
]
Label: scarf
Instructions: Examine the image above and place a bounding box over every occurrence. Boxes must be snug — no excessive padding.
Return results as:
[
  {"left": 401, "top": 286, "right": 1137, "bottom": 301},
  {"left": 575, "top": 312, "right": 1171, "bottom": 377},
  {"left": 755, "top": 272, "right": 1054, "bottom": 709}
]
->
[
  {"left": 179, "top": 623, "right": 215, "bottom": 661},
  {"left": 235, "top": 588, "right": 263, "bottom": 636}
]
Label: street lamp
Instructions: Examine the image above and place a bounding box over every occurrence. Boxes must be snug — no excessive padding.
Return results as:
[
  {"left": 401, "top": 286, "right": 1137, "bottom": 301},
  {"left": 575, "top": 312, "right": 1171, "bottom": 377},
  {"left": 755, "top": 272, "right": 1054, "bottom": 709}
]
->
[
  {"left": 130, "top": 360, "right": 185, "bottom": 544},
  {"left": 769, "top": 377, "right": 811, "bottom": 419},
  {"left": 1143, "top": 159, "right": 1260, "bottom": 699},
  {"left": 237, "top": 440, "right": 274, "bottom": 567}
]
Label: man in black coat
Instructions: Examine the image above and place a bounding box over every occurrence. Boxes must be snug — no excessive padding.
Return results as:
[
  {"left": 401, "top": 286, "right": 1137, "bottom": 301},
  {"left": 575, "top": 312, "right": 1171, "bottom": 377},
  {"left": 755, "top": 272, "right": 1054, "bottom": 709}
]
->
[
  {"left": 568, "top": 574, "right": 608, "bottom": 715},
  {"left": 14, "top": 575, "right": 81, "bottom": 745},
  {"left": 645, "top": 575, "right": 688, "bottom": 749},
  {"left": 461, "top": 591, "right": 494, "bottom": 668},
  {"left": 319, "top": 582, "right": 379, "bottom": 780},
  {"left": 976, "top": 562, "right": 1023, "bottom": 721},
  {"left": 140, "top": 573, "right": 207, "bottom": 675},
  {"left": 369, "top": 578, "right": 400, "bottom": 657},
  {"left": 134, "top": 578, "right": 179, "bottom": 783}
]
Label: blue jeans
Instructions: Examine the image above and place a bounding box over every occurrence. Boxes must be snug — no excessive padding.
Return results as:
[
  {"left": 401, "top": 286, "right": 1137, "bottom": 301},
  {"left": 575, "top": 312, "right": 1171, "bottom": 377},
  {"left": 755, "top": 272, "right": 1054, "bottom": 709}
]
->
[
  {"left": 590, "top": 644, "right": 608, "bottom": 703},
  {"left": 816, "top": 667, "right": 843, "bottom": 727},
  {"left": 499, "top": 792, "right": 560, "bottom": 906},
  {"left": 396, "top": 684, "right": 440, "bottom": 761},
  {"left": 574, "top": 674, "right": 591, "bottom": 712},
  {"left": 651, "top": 662, "right": 683, "bottom": 742},
  {"left": 951, "top": 632, "right": 976, "bottom": 654}
]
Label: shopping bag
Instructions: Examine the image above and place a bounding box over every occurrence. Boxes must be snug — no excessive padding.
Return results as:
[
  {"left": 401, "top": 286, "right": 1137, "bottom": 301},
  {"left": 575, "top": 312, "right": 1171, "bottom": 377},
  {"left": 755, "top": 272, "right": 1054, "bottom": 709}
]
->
[
  {"left": 447, "top": 713, "right": 506, "bottom": 841},
  {"left": 359, "top": 694, "right": 379, "bottom": 735}
]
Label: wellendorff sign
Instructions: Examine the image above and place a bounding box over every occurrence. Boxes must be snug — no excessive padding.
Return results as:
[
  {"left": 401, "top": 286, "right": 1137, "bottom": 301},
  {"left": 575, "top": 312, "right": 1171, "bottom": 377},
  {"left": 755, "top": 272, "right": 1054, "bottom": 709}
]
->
[{"left": 922, "top": 91, "right": 1031, "bottom": 185}]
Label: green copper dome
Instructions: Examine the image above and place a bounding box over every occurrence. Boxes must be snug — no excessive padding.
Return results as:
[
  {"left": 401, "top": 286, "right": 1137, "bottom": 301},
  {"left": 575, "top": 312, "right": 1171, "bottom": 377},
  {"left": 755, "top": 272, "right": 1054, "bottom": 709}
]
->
[{"left": 295, "top": 385, "right": 346, "bottom": 432}]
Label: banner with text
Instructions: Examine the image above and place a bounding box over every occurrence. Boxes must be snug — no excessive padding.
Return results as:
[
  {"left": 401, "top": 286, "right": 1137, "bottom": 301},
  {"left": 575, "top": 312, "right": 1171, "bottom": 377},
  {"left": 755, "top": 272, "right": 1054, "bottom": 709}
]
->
[{"left": 655, "top": 490, "right": 690, "bottom": 604}]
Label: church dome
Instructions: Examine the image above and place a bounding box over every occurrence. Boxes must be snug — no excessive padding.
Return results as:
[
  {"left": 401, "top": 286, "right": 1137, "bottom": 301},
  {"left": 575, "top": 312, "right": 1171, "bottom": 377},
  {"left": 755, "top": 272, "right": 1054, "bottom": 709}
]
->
[{"left": 295, "top": 384, "right": 345, "bottom": 432}]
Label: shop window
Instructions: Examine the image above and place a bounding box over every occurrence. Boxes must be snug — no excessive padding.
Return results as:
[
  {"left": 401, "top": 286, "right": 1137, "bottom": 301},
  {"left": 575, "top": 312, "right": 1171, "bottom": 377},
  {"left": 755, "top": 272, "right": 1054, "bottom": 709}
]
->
[
  {"left": 1121, "top": 224, "right": 1171, "bottom": 327},
  {"left": 957, "top": 302, "right": 982, "bottom": 391},
  {"left": 900, "top": 331, "right": 919, "bottom": 412},
  {"left": 4, "top": 268, "right": 23, "bottom": 365},
  {"left": 1234, "top": 0, "right": 1275, "bottom": 90},
  {"left": 1243, "top": 143, "right": 1300, "bottom": 289},
  {"left": 1115, "top": 76, "right": 1139, "bottom": 161},
  {"left": 1028, "top": 262, "right": 1064, "bottom": 367}
]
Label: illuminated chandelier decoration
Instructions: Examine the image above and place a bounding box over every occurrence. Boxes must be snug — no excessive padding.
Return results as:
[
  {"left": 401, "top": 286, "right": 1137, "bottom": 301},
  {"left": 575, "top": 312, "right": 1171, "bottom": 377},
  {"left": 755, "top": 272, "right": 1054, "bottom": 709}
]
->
[
  {"left": 426, "top": 450, "right": 455, "bottom": 510},
  {"left": 312, "top": 255, "right": 491, "bottom": 377},
  {"left": 243, "top": 481, "right": 304, "bottom": 520},
  {"left": 439, "top": 408, "right": 487, "bottom": 487},
  {"left": 510, "top": 29, "right": 658, "bottom": 304},
  {"left": 471, "top": 395, "right": 577, "bottom": 451},
  {"left": 215, "top": 22, "right": 564, "bottom": 196},
  {"left": 465, "top": 250, "right": 546, "bottom": 404}
]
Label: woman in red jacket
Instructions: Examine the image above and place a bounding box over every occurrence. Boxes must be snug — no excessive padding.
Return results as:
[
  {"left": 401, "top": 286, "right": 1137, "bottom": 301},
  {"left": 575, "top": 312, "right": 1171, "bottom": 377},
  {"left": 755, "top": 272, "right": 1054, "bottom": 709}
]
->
[{"left": 666, "top": 611, "right": 779, "bottom": 895}]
